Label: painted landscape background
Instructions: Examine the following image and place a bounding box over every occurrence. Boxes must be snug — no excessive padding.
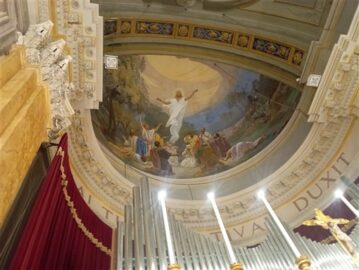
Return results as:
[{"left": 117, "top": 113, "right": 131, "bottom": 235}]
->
[{"left": 91, "top": 55, "right": 301, "bottom": 178}]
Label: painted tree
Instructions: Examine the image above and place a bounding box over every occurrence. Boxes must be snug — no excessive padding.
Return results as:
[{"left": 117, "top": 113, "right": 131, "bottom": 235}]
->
[{"left": 103, "top": 56, "right": 146, "bottom": 138}]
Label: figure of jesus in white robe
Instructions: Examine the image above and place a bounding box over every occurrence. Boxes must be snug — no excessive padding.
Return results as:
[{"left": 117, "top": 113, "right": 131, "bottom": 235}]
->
[{"left": 157, "top": 89, "right": 198, "bottom": 144}]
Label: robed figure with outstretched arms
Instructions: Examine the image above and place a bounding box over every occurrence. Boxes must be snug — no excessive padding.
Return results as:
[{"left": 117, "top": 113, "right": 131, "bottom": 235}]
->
[{"left": 157, "top": 89, "right": 198, "bottom": 144}]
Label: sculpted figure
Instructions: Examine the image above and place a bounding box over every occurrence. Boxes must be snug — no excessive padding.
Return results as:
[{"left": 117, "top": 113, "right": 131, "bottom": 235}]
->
[{"left": 303, "top": 209, "right": 357, "bottom": 258}]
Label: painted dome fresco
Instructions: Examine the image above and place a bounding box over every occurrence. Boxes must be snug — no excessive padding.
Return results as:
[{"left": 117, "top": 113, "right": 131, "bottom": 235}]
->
[{"left": 91, "top": 54, "right": 301, "bottom": 179}]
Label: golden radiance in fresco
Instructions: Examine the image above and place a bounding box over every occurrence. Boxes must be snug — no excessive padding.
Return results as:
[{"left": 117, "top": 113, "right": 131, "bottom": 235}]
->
[{"left": 92, "top": 55, "right": 301, "bottom": 179}]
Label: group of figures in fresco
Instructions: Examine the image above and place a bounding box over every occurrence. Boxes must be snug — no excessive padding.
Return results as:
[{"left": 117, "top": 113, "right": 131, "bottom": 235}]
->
[
  {"left": 92, "top": 55, "right": 301, "bottom": 178},
  {"left": 118, "top": 88, "right": 266, "bottom": 177}
]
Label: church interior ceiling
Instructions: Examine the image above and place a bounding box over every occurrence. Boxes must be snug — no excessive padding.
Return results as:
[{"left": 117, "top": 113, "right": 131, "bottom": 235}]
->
[{"left": 30, "top": 0, "right": 358, "bottom": 245}]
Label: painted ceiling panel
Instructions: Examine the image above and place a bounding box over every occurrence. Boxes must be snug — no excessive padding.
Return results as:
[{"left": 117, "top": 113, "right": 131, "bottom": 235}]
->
[{"left": 92, "top": 54, "right": 301, "bottom": 180}]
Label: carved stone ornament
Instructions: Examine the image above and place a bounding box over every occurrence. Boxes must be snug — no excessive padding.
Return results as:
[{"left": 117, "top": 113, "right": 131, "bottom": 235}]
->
[{"left": 17, "top": 21, "right": 75, "bottom": 140}]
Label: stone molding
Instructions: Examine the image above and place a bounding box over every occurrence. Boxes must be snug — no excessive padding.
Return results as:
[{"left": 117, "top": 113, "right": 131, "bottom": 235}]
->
[
  {"left": 36, "top": 0, "right": 103, "bottom": 109},
  {"left": 105, "top": 17, "right": 305, "bottom": 69},
  {"left": 17, "top": 21, "right": 75, "bottom": 139}
]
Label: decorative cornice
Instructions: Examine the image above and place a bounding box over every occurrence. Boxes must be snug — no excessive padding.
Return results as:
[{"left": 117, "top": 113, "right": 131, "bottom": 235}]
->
[
  {"left": 17, "top": 21, "right": 75, "bottom": 139},
  {"left": 105, "top": 17, "right": 305, "bottom": 69},
  {"left": 38, "top": 0, "right": 103, "bottom": 109},
  {"left": 68, "top": 109, "right": 133, "bottom": 209}
]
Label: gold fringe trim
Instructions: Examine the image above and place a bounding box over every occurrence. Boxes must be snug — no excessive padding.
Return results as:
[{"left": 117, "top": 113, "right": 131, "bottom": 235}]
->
[{"left": 57, "top": 147, "right": 112, "bottom": 256}]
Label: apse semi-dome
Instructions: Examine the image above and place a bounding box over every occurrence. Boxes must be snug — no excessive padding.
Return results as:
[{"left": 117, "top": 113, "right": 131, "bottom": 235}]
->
[{"left": 91, "top": 54, "right": 301, "bottom": 181}]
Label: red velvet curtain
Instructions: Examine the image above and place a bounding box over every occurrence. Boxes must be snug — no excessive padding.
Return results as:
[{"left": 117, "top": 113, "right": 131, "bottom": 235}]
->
[{"left": 9, "top": 134, "right": 113, "bottom": 270}]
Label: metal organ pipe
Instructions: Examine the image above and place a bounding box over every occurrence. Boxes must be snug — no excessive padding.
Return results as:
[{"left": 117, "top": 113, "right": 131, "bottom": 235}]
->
[
  {"left": 124, "top": 205, "right": 133, "bottom": 270},
  {"left": 133, "top": 186, "right": 145, "bottom": 269},
  {"left": 140, "top": 179, "right": 157, "bottom": 270},
  {"left": 115, "top": 179, "right": 359, "bottom": 270}
]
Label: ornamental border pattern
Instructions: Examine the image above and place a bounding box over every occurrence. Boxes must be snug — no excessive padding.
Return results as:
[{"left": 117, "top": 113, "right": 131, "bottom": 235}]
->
[{"left": 104, "top": 18, "right": 305, "bottom": 67}]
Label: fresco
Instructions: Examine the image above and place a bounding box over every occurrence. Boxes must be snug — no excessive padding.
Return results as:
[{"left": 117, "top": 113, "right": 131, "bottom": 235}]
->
[{"left": 91, "top": 55, "right": 301, "bottom": 178}]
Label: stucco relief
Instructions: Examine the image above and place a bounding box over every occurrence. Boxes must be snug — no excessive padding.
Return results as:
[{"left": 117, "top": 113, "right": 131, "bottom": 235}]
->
[
  {"left": 110, "top": 18, "right": 305, "bottom": 68},
  {"left": 17, "top": 21, "right": 75, "bottom": 139},
  {"left": 36, "top": 0, "right": 103, "bottom": 109}
]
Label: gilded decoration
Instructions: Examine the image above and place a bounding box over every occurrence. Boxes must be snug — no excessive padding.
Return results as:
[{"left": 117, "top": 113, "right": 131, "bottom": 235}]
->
[
  {"left": 303, "top": 209, "right": 359, "bottom": 263},
  {"left": 237, "top": 34, "right": 250, "bottom": 48},
  {"left": 177, "top": 24, "right": 190, "bottom": 38},
  {"left": 292, "top": 49, "right": 304, "bottom": 65},
  {"left": 106, "top": 18, "right": 305, "bottom": 67},
  {"left": 135, "top": 21, "right": 174, "bottom": 35},
  {"left": 193, "top": 27, "right": 233, "bottom": 44},
  {"left": 321, "top": 219, "right": 358, "bottom": 244},
  {"left": 252, "top": 38, "right": 291, "bottom": 60},
  {"left": 119, "top": 21, "right": 131, "bottom": 34}
]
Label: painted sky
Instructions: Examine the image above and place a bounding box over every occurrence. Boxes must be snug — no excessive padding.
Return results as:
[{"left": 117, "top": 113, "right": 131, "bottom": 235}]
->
[
  {"left": 140, "top": 55, "right": 261, "bottom": 133},
  {"left": 184, "top": 69, "right": 260, "bottom": 133}
]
